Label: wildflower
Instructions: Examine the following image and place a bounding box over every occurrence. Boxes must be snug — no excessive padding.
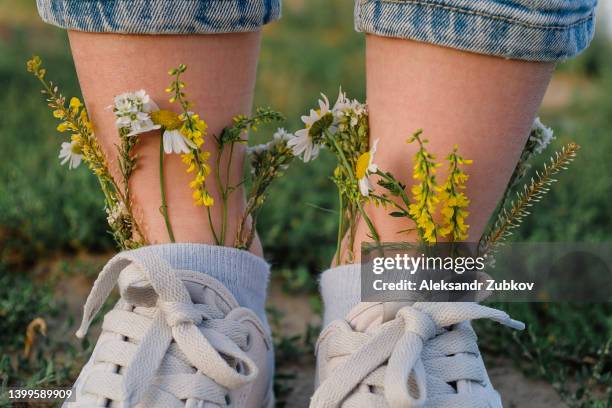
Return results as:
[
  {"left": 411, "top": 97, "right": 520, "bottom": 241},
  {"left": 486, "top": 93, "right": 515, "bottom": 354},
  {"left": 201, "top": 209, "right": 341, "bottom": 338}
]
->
[
  {"left": 333, "top": 88, "right": 367, "bottom": 129},
  {"left": 530, "top": 117, "right": 555, "bottom": 154},
  {"left": 151, "top": 109, "right": 197, "bottom": 154},
  {"left": 180, "top": 112, "right": 207, "bottom": 146},
  {"left": 193, "top": 188, "right": 214, "bottom": 207},
  {"left": 59, "top": 140, "right": 83, "bottom": 169},
  {"left": 273, "top": 127, "right": 293, "bottom": 142},
  {"left": 289, "top": 94, "right": 333, "bottom": 162},
  {"left": 407, "top": 131, "right": 439, "bottom": 243},
  {"left": 248, "top": 128, "right": 294, "bottom": 156},
  {"left": 112, "top": 90, "right": 160, "bottom": 136},
  {"left": 106, "top": 201, "right": 127, "bottom": 226},
  {"left": 438, "top": 146, "right": 472, "bottom": 241},
  {"left": 356, "top": 138, "right": 379, "bottom": 196},
  {"left": 181, "top": 150, "right": 213, "bottom": 207}
]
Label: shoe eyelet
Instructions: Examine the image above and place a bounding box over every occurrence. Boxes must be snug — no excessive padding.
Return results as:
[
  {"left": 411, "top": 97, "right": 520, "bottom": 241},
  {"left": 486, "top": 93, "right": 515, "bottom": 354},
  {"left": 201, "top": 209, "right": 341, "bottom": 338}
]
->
[
  {"left": 243, "top": 332, "right": 252, "bottom": 351},
  {"left": 225, "top": 394, "right": 231, "bottom": 406}
]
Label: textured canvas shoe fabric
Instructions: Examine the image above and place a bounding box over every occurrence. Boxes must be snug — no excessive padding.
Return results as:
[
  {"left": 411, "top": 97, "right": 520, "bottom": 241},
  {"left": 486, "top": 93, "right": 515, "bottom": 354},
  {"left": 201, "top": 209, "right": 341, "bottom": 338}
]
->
[
  {"left": 64, "top": 244, "right": 274, "bottom": 408},
  {"left": 314, "top": 264, "right": 524, "bottom": 407}
]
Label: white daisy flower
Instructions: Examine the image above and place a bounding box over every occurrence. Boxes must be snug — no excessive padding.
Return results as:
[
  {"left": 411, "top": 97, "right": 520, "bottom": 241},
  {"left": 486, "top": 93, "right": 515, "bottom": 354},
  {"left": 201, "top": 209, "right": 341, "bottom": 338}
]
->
[
  {"left": 288, "top": 95, "right": 332, "bottom": 162},
  {"left": 112, "top": 90, "right": 160, "bottom": 136},
  {"left": 356, "top": 138, "right": 379, "bottom": 197},
  {"left": 530, "top": 117, "right": 555, "bottom": 154},
  {"left": 332, "top": 88, "right": 367, "bottom": 128},
  {"left": 273, "top": 127, "right": 293, "bottom": 142},
  {"left": 333, "top": 88, "right": 352, "bottom": 114},
  {"left": 248, "top": 128, "right": 295, "bottom": 156},
  {"left": 59, "top": 141, "right": 83, "bottom": 169},
  {"left": 163, "top": 129, "right": 197, "bottom": 154},
  {"left": 288, "top": 128, "right": 321, "bottom": 162}
]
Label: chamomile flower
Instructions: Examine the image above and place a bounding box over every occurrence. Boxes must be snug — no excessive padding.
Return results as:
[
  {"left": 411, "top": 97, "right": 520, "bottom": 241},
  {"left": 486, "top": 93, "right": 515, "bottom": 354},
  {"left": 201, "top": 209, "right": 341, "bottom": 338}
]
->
[
  {"left": 530, "top": 117, "right": 555, "bottom": 154},
  {"left": 289, "top": 95, "right": 333, "bottom": 162},
  {"left": 112, "top": 90, "right": 160, "bottom": 136},
  {"left": 356, "top": 138, "right": 379, "bottom": 196},
  {"left": 248, "top": 128, "right": 294, "bottom": 156},
  {"left": 163, "top": 129, "right": 197, "bottom": 154},
  {"left": 272, "top": 127, "right": 294, "bottom": 143},
  {"left": 151, "top": 109, "right": 197, "bottom": 154},
  {"left": 59, "top": 140, "right": 83, "bottom": 169},
  {"left": 332, "top": 88, "right": 367, "bottom": 129}
]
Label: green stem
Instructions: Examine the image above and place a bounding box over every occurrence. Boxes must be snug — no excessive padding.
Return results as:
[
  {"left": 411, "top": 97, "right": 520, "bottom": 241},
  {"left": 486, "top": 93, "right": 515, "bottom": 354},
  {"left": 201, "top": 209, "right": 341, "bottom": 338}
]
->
[
  {"left": 327, "top": 133, "right": 381, "bottom": 245},
  {"left": 206, "top": 205, "right": 220, "bottom": 244},
  {"left": 214, "top": 143, "right": 229, "bottom": 245},
  {"left": 159, "top": 134, "right": 175, "bottom": 242},
  {"left": 335, "top": 189, "right": 344, "bottom": 265}
]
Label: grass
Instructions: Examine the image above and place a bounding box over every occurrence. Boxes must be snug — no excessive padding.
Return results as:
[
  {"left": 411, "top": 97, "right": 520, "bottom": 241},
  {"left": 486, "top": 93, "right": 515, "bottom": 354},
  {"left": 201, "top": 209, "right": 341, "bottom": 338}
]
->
[{"left": 0, "top": 0, "right": 611, "bottom": 407}]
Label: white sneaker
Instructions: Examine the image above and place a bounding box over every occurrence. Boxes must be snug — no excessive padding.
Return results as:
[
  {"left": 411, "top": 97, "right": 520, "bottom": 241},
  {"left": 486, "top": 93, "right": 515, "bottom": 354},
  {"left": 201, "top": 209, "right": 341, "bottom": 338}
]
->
[
  {"left": 65, "top": 250, "right": 274, "bottom": 408},
  {"left": 312, "top": 302, "right": 524, "bottom": 408}
]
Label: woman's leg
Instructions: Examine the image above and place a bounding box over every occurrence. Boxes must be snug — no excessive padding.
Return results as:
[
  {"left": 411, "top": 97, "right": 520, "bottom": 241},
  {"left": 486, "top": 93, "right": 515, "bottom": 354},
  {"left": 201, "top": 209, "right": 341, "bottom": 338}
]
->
[
  {"left": 314, "top": 2, "right": 597, "bottom": 406},
  {"left": 341, "top": 0, "right": 596, "bottom": 259},
  {"left": 36, "top": 1, "right": 281, "bottom": 405},
  {"left": 69, "top": 32, "right": 263, "bottom": 254},
  {"left": 347, "top": 36, "right": 554, "bottom": 257}
]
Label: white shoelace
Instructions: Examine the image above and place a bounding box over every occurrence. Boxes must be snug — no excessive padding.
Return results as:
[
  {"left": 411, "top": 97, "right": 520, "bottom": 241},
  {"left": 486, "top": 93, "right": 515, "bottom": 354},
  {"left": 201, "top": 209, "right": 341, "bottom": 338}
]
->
[
  {"left": 74, "top": 252, "right": 258, "bottom": 407},
  {"left": 311, "top": 302, "right": 524, "bottom": 408}
]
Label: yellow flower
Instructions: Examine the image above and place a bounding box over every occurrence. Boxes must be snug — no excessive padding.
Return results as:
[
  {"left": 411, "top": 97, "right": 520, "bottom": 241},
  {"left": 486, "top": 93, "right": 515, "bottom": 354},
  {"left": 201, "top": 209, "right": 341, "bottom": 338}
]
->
[
  {"left": 355, "top": 139, "right": 379, "bottom": 197},
  {"left": 69, "top": 97, "right": 82, "bottom": 111},
  {"left": 193, "top": 189, "right": 214, "bottom": 207},
  {"left": 407, "top": 130, "right": 439, "bottom": 243},
  {"left": 438, "top": 147, "right": 472, "bottom": 241},
  {"left": 57, "top": 122, "right": 71, "bottom": 132},
  {"left": 355, "top": 152, "right": 370, "bottom": 179},
  {"left": 151, "top": 109, "right": 183, "bottom": 130}
]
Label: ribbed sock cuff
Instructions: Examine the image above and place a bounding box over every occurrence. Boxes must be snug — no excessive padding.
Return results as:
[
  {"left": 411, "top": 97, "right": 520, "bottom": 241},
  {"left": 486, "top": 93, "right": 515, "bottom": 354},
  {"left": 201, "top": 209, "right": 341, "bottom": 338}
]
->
[
  {"left": 320, "top": 264, "right": 362, "bottom": 328},
  {"left": 129, "top": 244, "right": 270, "bottom": 326}
]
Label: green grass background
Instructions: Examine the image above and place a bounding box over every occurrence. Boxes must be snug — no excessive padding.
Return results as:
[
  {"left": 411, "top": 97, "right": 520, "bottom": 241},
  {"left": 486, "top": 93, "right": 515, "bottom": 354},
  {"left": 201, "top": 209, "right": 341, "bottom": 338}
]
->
[{"left": 0, "top": 0, "right": 611, "bottom": 406}]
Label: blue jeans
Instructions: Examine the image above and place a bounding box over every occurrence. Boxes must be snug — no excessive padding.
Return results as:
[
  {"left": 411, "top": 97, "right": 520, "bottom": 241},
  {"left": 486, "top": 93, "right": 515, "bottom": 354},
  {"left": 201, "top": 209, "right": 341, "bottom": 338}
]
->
[{"left": 37, "top": 0, "right": 597, "bottom": 61}]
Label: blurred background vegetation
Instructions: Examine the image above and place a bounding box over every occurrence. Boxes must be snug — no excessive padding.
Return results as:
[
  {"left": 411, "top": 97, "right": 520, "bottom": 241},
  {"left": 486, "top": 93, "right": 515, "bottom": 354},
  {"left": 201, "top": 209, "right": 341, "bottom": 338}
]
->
[{"left": 0, "top": 0, "right": 610, "bottom": 406}]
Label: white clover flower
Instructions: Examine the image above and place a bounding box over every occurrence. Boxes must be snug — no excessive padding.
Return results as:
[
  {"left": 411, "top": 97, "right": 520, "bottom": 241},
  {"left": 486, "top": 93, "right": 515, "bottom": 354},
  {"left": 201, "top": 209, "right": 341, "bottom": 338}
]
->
[
  {"left": 530, "top": 117, "right": 555, "bottom": 154},
  {"left": 58, "top": 140, "right": 83, "bottom": 169},
  {"left": 288, "top": 95, "right": 331, "bottom": 162},
  {"left": 112, "top": 90, "right": 161, "bottom": 136},
  {"left": 356, "top": 138, "right": 379, "bottom": 197}
]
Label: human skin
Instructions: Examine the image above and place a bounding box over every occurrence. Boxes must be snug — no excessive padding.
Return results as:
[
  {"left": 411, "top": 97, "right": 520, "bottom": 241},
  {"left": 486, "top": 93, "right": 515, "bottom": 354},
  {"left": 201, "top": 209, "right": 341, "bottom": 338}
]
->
[
  {"left": 343, "top": 35, "right": 555, "bottom": 262},
  {"left": 68, "top": 31, "right": 263, "bottom": 256}
]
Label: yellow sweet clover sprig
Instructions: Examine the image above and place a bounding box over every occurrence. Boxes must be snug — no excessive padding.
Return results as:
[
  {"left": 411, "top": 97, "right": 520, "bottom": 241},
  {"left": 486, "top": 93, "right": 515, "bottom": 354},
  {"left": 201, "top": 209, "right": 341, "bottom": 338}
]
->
[
  {"left": 407, "top": 130, "right": 440, "bottom": 243},
  {"left": 165, "top": 65, "right": 213, "bottom": 209},
  {"left": 26, "top": 56, "right": 145, "bottom": 249},
  {"left": 438, "top": 146, "right": 472, "bottom": 241}
]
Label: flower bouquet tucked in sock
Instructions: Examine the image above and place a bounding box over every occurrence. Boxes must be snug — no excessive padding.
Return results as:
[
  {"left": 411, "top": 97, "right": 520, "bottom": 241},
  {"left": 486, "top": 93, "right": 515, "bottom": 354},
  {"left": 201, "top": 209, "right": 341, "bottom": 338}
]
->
[
  {"left": 290, "top": 89, "right": 579, "bottom": 258},
  {"left": 26, "top": 57, "right": 295, "bottom": 252}
]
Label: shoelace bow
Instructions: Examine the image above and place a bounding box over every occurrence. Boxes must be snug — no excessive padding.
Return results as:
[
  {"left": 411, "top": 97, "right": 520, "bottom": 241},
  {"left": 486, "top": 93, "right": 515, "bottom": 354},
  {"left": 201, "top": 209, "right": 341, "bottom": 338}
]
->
[
  {"left": 310, "top": 302, "right": 524, "bottom": 408},
  {"left": 74, "top": 252, "right": 258, "bottom": 407}
]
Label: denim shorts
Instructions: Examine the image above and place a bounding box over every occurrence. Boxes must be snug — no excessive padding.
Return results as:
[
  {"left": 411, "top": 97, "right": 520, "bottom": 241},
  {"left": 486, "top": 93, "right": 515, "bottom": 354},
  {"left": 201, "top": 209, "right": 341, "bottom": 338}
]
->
[{"left": 37, "top": 0, "right": 597, "bottom": 61}]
